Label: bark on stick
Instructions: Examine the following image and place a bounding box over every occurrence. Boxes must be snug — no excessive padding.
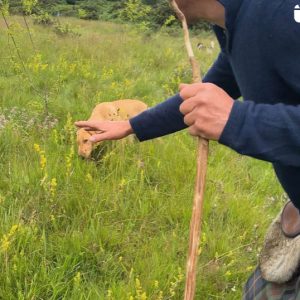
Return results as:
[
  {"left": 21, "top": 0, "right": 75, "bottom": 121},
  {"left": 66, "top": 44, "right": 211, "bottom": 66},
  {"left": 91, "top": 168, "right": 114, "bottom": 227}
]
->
[{"left": 168, "top": 1, "right": 209, "bottom": 299}]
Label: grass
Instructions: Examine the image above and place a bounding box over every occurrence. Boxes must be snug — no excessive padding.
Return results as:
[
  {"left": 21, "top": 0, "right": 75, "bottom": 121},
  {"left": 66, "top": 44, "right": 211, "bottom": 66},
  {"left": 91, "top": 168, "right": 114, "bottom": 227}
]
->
[{"left": 0, "top": 16, "right": 286, "bottom": 299}]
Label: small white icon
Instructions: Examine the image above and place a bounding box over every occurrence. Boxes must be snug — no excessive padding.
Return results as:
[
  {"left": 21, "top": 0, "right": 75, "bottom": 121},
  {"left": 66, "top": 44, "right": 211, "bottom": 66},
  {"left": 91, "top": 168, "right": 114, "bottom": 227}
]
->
[{"left": 295, "top": 5, "right": 300, "bottom": 23}]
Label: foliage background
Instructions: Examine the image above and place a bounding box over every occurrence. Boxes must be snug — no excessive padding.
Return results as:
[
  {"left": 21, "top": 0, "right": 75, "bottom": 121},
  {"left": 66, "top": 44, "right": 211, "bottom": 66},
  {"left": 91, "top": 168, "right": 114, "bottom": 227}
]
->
[{"left": 7, "top": 0, "right": 211, "bottom": 31}]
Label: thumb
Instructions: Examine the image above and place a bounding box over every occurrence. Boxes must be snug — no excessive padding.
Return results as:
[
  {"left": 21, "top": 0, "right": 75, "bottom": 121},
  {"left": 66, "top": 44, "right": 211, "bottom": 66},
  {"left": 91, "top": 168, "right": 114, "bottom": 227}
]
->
[{"left": 179, "top": 83, "right": 190, "bottom": 91}]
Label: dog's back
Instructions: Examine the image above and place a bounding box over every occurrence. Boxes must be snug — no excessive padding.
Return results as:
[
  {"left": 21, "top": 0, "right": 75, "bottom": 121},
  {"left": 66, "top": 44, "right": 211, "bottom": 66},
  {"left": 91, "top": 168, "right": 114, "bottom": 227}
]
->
[{"left": 90, "top": 99, "right": 148, "bottom": 121}]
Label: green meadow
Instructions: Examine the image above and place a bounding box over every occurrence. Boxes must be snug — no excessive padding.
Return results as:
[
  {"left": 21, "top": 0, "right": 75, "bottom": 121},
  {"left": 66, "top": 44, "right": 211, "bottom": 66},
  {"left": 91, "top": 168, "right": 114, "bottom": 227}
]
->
[{"left": 0, "top": 16, "right": 286, "bottom": 299}]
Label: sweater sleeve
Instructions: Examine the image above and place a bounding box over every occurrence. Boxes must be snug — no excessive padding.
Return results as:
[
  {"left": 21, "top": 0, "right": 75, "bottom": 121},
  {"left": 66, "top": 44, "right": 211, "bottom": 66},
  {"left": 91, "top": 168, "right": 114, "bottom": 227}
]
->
[
  {"left": 219, "top": 100, "right": 300, "bottom": 167},
  {"left": 130, "top": 51, "right": 241, "bottom": 142},
  {"left": 203, "top": 51, "right": 241, "bottom": 99},
  {"left": 219, "top": 8, "right": 300, "bottom": 167},
  {"left": 129, "top": 94, "right": 187, "bottom": 142}
]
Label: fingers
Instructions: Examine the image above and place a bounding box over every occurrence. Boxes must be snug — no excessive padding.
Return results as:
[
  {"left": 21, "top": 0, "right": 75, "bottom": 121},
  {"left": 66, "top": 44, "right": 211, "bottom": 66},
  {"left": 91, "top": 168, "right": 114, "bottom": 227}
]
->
[
  {"left": 179, "top": 82, "right": 204, "bottom": 100},
  {"left": 74, "top": 120, "right": 101, "bottom": 130},
  {"left": 183, "top": 109, "right": 198, "bottom": 126},
  {"left": 179, "top": 95, "right": 202, "bottom": 115},
  {"left": 76, "top": 127, "right": 96, "bottom": 131},
  {"left": 187, "top": 124, "right": 209, "bottom": 140},
  {"left": 179, "top": 83, "right": 189, "bottom": 91},
  {"left": 188, "top": 125, "right": 199, "bottom": 137},
  {"left": 74, "top": 121, "right": 89, "bottom": 127},
  {"left": 85, "top": 128, "right": 104, "bottom": 132},
  {"left": 89, "top": 132, "right": 111, "bottom": 143},
  {"left": 76, "top": 120, "right": 131, "bottom": 143}
]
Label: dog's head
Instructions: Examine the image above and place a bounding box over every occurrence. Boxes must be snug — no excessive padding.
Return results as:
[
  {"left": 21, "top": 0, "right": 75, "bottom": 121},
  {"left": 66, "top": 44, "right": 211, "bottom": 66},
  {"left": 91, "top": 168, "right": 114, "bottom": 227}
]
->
[{"left": 76, "top": 128, "right": 97, "bottom": 159}]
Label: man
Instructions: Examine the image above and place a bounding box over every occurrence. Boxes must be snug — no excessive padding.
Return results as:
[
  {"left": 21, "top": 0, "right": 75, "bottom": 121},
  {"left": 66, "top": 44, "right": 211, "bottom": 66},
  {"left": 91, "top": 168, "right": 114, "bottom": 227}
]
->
[{"left": 76, "top": 0, "right": 300, "bottom": 297}]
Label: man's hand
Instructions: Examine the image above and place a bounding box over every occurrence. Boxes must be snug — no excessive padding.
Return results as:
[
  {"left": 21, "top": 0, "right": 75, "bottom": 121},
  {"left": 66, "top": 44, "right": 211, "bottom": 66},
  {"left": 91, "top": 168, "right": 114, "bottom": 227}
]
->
[
  {"left": 179, "top": 83, "right": 234, "bottom": 140},
  {"left": 74, "top": 120, "right": 133, "bottom": 142}
]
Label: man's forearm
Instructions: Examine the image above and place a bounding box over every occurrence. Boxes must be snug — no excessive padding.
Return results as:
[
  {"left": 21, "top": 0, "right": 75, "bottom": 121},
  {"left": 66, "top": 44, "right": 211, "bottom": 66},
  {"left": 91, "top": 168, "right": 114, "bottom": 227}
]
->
[
  {"left": 219, "top": 100, "right": 300, "bottom": 167},
  {"left": 129, "top": 94, "right": 187, "bottom": 141}
]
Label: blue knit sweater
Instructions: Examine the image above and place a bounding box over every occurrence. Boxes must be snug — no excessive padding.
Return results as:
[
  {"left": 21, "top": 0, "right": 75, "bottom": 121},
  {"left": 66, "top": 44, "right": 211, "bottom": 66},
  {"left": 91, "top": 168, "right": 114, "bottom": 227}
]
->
[{"left": 130, "top": 0, "right": 300, "bottom": 208}]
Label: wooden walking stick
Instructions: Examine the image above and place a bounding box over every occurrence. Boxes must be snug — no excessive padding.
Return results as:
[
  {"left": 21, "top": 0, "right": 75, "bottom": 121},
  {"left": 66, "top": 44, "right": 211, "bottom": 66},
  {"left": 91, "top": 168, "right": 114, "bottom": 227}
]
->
[{"left": 168, "top": 1, "right": 209, "bottom": 299}]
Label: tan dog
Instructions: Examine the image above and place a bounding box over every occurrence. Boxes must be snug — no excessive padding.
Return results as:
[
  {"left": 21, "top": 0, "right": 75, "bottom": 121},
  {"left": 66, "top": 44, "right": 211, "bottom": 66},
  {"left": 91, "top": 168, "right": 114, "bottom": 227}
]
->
[{"left": 77, "top": 99, "right": 148, "bottom": 158}]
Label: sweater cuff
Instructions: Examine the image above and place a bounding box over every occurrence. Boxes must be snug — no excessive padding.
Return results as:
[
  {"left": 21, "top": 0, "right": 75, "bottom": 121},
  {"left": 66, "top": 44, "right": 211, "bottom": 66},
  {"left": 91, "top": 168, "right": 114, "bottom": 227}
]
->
[
  {"left": 129, "top": 94, "right": 185, "bottom": 142},
  {"left": 218, "top": 100, "right": 247, "bottom": 149},
  {"left": 129, "top": 113, "right": 147, "bottom": 142}
]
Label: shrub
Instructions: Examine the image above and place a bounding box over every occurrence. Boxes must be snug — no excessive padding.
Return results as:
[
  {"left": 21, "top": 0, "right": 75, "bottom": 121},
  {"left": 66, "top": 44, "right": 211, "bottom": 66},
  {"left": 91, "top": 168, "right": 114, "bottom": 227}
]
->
[
  {"left": 53, "top": 22, "right": 81, "bottom": 37},
  {"left": 22, "top": 0, "right": 38, "bottom": 15},
  {"left": 77, "top": 8, "right": 87, "bottom": 19},
  {"left": 32, "top": 11, "right": 54, "bottom": 25},
  {"left": 119, "top": 0, "right": 152, "bottom": 23},
  {"left": 77, "top": 1, "right": 100, "bottom": 20}
]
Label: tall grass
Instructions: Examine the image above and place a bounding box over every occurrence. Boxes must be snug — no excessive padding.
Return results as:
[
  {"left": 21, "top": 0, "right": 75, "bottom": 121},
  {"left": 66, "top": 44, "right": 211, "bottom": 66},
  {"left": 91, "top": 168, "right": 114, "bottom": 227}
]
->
[{"left": 0, "top": 16, "right": 285, "bottom": 299}]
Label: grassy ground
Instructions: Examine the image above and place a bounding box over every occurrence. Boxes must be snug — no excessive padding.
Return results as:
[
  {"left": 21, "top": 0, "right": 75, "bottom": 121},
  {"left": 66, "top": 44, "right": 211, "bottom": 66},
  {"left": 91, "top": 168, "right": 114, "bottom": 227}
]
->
[{"left": 0, "top": 16, "right": 286, "bottom": 299}]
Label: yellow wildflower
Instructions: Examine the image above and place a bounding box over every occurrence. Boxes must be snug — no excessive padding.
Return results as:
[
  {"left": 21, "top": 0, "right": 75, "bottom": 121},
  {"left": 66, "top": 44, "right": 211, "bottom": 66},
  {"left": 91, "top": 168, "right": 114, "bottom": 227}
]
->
[
  {"left": 107, "top": 289, "right": 113, "bottom": 299},
  {"left": 52, "top": 129, "right": 59, "bottom": 145},
  {"left": 9, "top": 225, "right": 19, "bottom": 236},
  {"left": 156, "top": 291, "right": 163, "bottom": 300},
  {"left": 225, "top": 270, "right": 232, "bottom": 277},
  {"left": 65, "top": 146, "right": 74, "bottom": 177},
  {"left": 50, "top": 178, "right": 57, "bottom": 197},
  {"left": 40, "top": 153, "right": 47, "bottom": 171},
  {"left": 34, "top": 143, "right": 41, "bottom": 153},
  {"left": 86, "top": 173, "right": 93, "bottom": 183},
  {"left": 73, "top": 271, "right": 81, "bottom": 286},
  {"left": 0, "top": 235, "right": 10, "bottom": 252}
]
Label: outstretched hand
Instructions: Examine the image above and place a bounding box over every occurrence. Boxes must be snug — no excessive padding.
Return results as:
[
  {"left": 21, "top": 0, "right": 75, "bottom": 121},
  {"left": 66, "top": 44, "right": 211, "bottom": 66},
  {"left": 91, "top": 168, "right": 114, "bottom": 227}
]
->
[
  {"left": 74, "top": 120, "right": 134, "bottom": 143},
  {"left": 179, "top": 82, "right": 234, "bottom": 140}
]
